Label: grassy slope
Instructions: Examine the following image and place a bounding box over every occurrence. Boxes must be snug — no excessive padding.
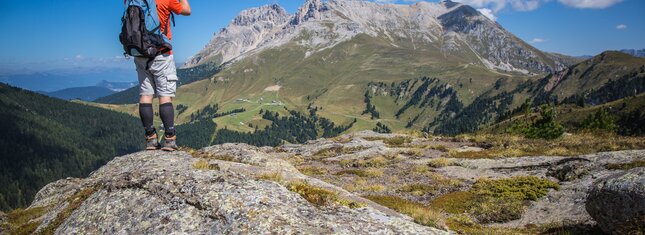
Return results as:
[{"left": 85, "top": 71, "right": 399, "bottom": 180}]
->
[
  {"left": 539, "top": 51, "right": 645, "bottom": 102},
  {"left": 176, "top": 33, "right": 513, "bottom": 133},
  {"left": 485, "top": 93, "right": 645, "bottom": 134}
]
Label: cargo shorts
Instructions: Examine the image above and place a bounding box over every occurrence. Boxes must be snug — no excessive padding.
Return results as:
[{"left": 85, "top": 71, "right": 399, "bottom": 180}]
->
[{"left": 134, "top": 54, "right": 178, "bottom": 97}]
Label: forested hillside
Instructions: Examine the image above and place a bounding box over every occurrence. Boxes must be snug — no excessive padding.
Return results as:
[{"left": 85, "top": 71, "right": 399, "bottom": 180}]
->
[{"left": 0, "top": 83, "right": 142, "bottom": 211}]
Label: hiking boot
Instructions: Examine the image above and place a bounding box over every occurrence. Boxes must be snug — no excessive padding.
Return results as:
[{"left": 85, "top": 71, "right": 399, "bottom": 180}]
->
[
  {"left": 145, "top": 133, "right": 161, "bottom": 150},
  {"left": 162, "top": 135, "right": 178, "bottom": 151}
]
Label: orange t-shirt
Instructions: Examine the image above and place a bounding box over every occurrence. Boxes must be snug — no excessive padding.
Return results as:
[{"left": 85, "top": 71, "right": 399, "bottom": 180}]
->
[{"left": 156, "top": 0, "right": 183, "bottom": 41}]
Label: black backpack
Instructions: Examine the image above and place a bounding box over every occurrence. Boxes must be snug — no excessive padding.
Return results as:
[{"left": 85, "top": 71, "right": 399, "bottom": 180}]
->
[{"left": 119, "top": 0, "right": 174, "bottom": 58}]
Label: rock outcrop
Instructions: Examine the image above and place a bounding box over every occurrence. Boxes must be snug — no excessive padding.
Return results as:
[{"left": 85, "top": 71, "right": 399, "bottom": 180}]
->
[
  {"left": 23, "top": 145, "right": 447, "bottom": 234},
  {"left": 9, "top": 131, "right": 645, "bottom": 234},
  {"left": 586, "top": 167, "right": 645, "bottom": 234}
]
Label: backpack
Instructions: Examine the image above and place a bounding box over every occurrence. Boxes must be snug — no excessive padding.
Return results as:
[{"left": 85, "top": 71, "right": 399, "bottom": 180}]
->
[{"left": 119, "top": 0, "right": 174, "bottom": 58}]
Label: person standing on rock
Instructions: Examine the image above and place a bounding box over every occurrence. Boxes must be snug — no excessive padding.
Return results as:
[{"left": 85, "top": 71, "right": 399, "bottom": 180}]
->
[{"left": 120, "top": 0, "right": 191, "bottom": 151}]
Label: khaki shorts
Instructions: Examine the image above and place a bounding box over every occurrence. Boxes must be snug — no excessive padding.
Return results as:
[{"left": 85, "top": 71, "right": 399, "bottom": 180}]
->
[{"left": 134, "top": 54, "right": 178, "bottom": 97}]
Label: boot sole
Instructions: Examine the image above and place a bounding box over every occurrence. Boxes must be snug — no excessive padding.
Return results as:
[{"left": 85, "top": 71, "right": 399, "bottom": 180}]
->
[{"left": 161, "top": 147, "right": 177, "bottom": 152}]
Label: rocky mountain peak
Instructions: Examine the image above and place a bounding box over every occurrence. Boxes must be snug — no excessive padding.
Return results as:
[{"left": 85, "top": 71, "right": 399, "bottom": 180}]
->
[
  {"left": 291, "top": 0, "right": 325, "bottom": 25},
  {"left": 233, "top": 4, "right": 290, "bottom": 27},
  {"left": 440, "top": 0, "right": 460, "bottom": 8}
]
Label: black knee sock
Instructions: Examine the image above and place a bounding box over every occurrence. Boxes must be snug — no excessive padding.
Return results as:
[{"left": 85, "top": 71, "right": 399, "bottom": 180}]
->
[
  {"left": 159, "top": 103, "right": 175, "bottom": 137},
  {"left": 139, "top": 103, "right": 155, "bottom": 135}
]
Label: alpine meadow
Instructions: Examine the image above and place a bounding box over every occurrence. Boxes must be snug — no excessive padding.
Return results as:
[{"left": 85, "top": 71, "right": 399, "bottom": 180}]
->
[{"left": 1, "top": 0, "right": 645, "bottom": 234}]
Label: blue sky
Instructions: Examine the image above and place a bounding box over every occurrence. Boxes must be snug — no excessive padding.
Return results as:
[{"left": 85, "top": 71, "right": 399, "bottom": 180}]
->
[{"left": 0, "top": 0, "right": 643, "bottom": 71}]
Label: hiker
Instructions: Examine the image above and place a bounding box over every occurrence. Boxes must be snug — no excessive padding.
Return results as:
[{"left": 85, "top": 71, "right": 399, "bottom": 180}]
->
[{"left": 120, "top": 0, "right": 191, "bottom": 151}]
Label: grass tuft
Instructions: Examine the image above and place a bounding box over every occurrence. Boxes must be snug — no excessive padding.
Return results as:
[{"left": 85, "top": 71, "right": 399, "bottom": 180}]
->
[
  {"left": 339, "top": 154, "right": 399, "bottom": 168},
  {"left": 193, "top": 159, "right": 220, "bottom": 170},
  {"left": 364, "top": 136, "right": 413, "bottom": 147},
  {"left": 606, "top": 159, "right": 645, "bottom": 170},
  {"left": 365, "top": 195, "right": 446, "bottom": 229},
  {"left": 410, "top": 165, "right": 431, "bottom": 175},
  {"left": 427, "top": 158, "right": 458, "bottom": 168},
  {"left": 335, "top": 168, "right": 384, "bottom": 178},
  {"left": 1, "top": 206, "right": 50, "bottom": 235},
  {"left": 288, "top": 181, "right": 338, "bottom": 207},
  {"left": 287, "top": 181, "right": 366, "bottom": 209},
  {"left": 313, "top": 146, "right": 366, "bottom": 159},
  {"left": 297, "top": 166, "right": 328, "bottom": 176},
  {"left": 400, "top": 148, "right": 425, "bottom": 157},
  {"left": 40, "top": 186, "right": 99, "bottom": 234},
  {"left": 257, "top": 172, "right": 283, "bottom": 182}
]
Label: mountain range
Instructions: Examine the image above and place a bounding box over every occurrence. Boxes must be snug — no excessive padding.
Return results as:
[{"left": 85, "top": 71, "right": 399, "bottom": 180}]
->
[
  {"left": 184, "top": 0, "right": 576, "bottom": 74},
  {"left": 97, "top": 0, "right": 642, "bottom": 142},
  {"left": 620, "top": 49, "right": 645, "bottom": 58},
  {"left": 0, "top": 67, "right": 136, "bottom": 93},
  {"left": 38, "top": 81, "right": 137, "bottom": 101}
]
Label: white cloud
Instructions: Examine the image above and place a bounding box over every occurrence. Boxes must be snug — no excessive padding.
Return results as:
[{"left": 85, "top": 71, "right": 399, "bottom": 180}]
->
[
  {"left": 452, "top": 0, "right": 543, "bottom": 12},
  {"left": 373, "top": 0, "right": 397, "bottom": 3},
  {"left": 75, "top": 54, "right": 85, "bottom": 60},
  {"left": 477, "top": 8, "right": 497, "bottom": 21},
  {"left": 451, "top": 0, "right": 622, "bottom": 13},
  {"left": 508, "top": 0, "right": 541, "bottom": 11},
  {"left": 558, "top": 0, "right": 623, "bottom": 9},
  {"left": 616, "top": 24, "right": 627, "bottom": 29},
  {"left": 529, "top": 38, "right": 546, "bottom": 43}
]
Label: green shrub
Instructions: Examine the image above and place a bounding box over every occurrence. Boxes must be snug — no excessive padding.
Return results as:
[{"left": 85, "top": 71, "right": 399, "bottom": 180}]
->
[
  {"left": 510, "top": 105, "right": 565, "bottom": 140},
  {"left": 469, "top": 176, "right": 560, "bottom": 223},
  {"left": 398, "top": 183, "right": 439, "bottom": 196},
  {"left": 582, "top": 108, "right": 618, "bottom": 132},
  {"left": 430, "top": 176, "right": 559, "bottom": 223}
]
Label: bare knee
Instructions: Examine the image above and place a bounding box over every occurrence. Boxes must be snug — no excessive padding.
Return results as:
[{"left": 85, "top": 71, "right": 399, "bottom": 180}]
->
[
  {"left": 140, "top": 95, "right": 153, "bottom": 104},
  {"left": 159, "top": 96, "right": 173, "bottom": 104}
]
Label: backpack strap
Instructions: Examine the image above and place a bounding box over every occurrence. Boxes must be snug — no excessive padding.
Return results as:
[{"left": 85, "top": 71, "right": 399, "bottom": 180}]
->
[
  {"left": 145, "top": 57, "right": 154, "bottom": 70},
  {"left": 141, "top": 0, "right": 150, "bottom": 10},
  {"left": 163, "top": 13, "right": 176, "bottom": 35},
  {"left": 170, "top": 12, "right": 176, "bottom": 27}
]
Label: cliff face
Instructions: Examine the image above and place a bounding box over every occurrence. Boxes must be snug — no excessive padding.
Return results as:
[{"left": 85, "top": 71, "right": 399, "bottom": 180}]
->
[{"left": 18, "top": 142, "right": 446, "bottom": 234}]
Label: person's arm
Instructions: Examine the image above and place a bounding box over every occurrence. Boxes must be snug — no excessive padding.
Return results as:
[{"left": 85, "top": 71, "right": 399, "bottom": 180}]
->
[{"left": 179, "top": 0, "right": 191, "bottom": 16}]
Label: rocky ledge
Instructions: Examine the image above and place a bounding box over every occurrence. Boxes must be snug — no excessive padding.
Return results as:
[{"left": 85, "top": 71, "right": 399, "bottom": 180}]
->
[
  {"left": 14, "top": 143, "right": 447, "bottom": 234},
  {"left": 5, "top": 131, "right": 645, "bottom": 234}
]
